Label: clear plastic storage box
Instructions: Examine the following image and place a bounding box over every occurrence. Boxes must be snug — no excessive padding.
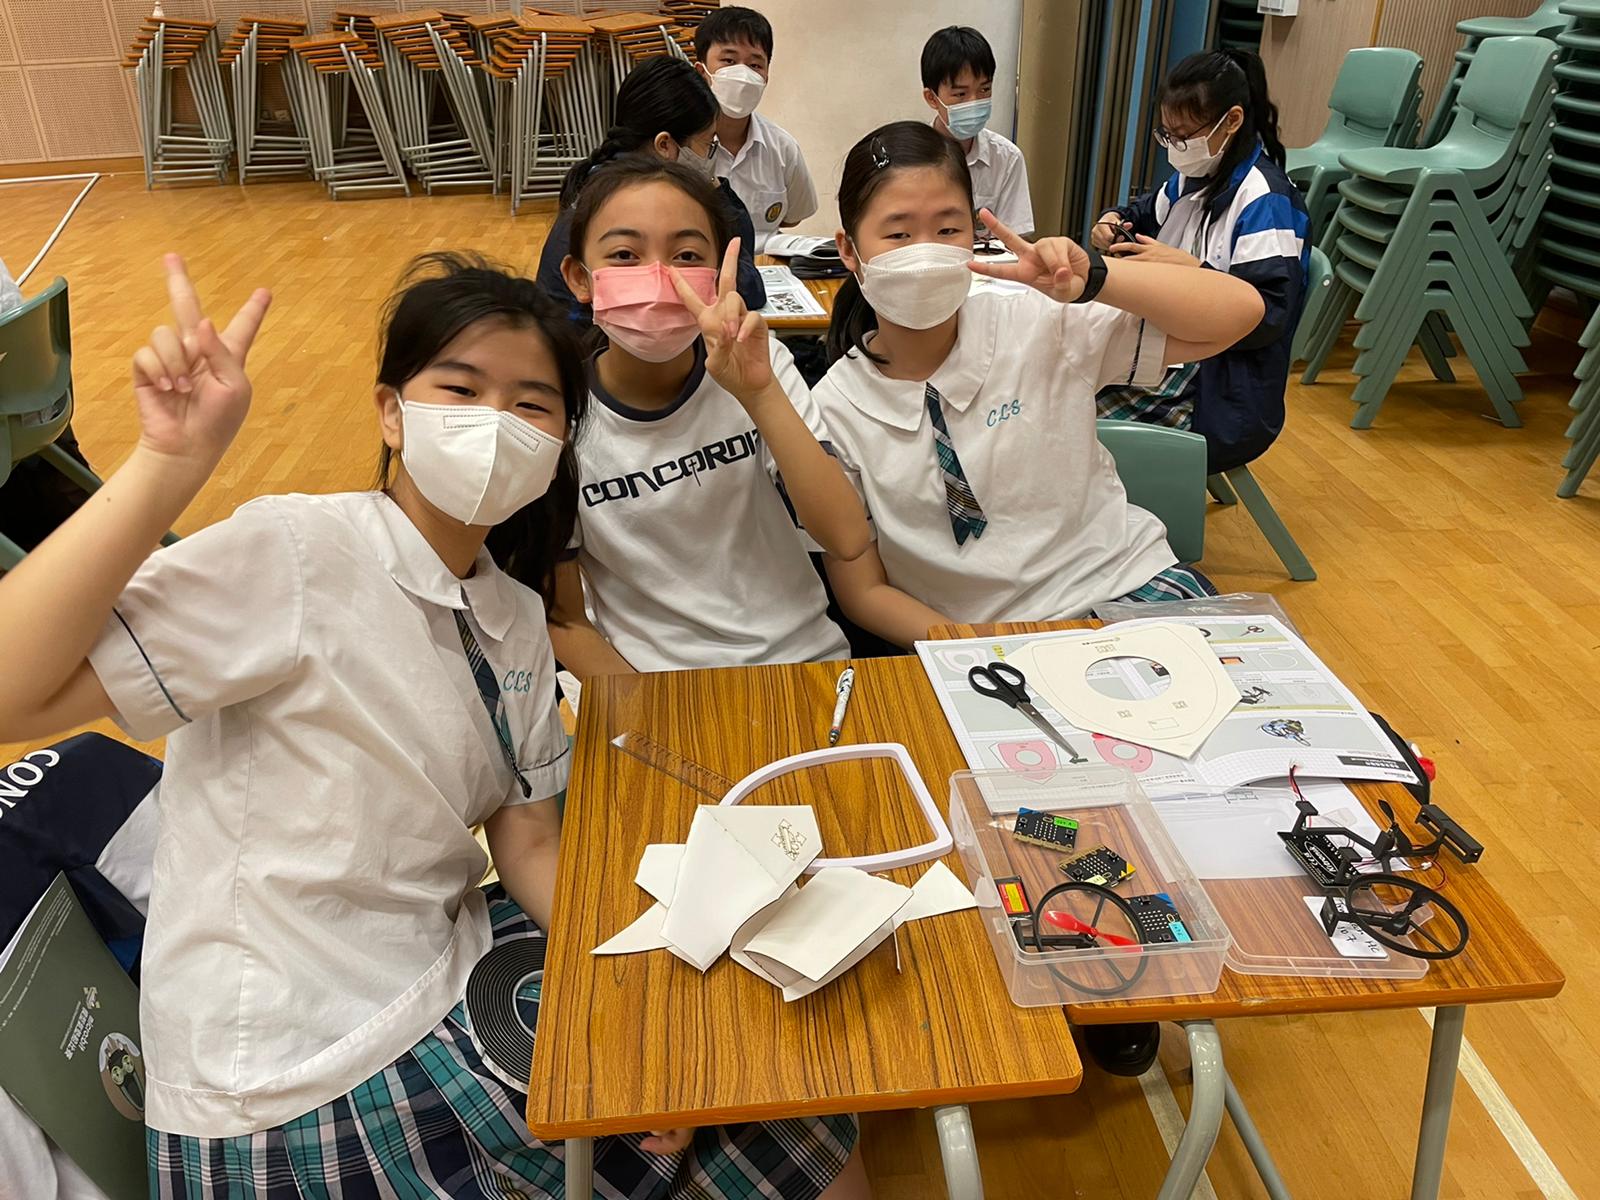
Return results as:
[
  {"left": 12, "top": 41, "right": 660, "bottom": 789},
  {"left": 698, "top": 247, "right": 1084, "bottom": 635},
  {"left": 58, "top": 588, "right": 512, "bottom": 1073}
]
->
[{"left": 950, "top": 767, "right": 1231, "bottom": 1007}]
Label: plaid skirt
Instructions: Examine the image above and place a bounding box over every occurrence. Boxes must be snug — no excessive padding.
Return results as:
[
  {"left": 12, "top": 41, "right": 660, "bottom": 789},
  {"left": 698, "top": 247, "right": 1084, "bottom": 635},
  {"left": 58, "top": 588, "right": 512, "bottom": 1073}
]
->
[
  {"left": 1111, "top": 564, "right": 1219, "bottom": 604},
  {"left": 147, "top": 890, "right": 857, "bottom": 1199},
  {"left": 1095, "top": 361, "right": 1202, "bottom": 429}
]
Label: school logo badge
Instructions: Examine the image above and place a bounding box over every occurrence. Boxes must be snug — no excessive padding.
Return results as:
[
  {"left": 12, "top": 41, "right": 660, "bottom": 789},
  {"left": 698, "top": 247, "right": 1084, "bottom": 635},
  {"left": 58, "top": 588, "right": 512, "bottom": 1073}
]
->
[{"left": 764, "top": 201, "right": 783, "bottom": 224}]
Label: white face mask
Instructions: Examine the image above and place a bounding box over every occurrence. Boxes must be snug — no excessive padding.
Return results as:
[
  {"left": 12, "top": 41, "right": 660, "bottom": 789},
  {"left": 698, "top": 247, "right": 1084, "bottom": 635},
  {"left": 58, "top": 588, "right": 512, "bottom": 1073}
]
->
[
  {"left": 676, "top": 138, "right": 718, "bottom": 183},
  {"left": 856, "top": 241, "right": 974, "bottom": 329},
  {"left": 709, "top": 64, "right": 765, "bottom": 118},
  {"left": 1163, "top": 113, "right": 1233, "bottom": 178},
  {"left": 400, "top": 399, "right": 564, "bottom": 526}
]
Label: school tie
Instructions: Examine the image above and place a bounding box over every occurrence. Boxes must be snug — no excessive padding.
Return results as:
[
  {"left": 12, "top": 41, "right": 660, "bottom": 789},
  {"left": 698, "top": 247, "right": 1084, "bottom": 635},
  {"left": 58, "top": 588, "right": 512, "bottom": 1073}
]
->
[
  {"left": 925, "top": 383, "right": 987, "bottom": 546},
  {"left": 454, "top": 608, "right": 531, "bottom": 797}
]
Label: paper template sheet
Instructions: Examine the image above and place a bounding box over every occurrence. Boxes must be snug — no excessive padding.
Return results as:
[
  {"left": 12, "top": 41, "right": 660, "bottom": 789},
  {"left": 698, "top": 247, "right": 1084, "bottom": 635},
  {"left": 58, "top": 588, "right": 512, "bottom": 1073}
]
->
[
  {"left": 756, "top": 266, "right": 827, "bottom": 318},
  {"left": 916, "top": 616, "right": 1417, "bottom": 791}
]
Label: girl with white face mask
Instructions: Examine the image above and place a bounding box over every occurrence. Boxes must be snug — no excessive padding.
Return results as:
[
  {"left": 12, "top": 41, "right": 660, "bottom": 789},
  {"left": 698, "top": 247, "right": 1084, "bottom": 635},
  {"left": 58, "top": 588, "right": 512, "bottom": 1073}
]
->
[
  {"left": 549, "top": 157, "right": 871, "bottom": 682},
  {"left": 0, "top": 253, "right": 857, "bottom": 1197},
  {"left": 814, "top": 120, "right": 1267, "bottom": 649},
  {"left": 1092, "top": 48, "right": 1309, "bottom": 476}
]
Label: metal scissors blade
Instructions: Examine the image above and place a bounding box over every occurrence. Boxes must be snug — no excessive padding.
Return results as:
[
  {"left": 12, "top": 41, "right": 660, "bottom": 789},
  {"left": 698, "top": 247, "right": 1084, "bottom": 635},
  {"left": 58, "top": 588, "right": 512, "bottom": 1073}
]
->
[{"left": 967, "top": 662, "right": 1088, "bottom": 764}]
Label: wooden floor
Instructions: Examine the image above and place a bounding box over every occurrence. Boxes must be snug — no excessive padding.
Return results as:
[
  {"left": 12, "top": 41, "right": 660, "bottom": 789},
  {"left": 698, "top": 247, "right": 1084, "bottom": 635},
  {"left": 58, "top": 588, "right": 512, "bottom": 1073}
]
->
[{"left": 4, "top": 172, "right": 1597, "bottom": 1199}]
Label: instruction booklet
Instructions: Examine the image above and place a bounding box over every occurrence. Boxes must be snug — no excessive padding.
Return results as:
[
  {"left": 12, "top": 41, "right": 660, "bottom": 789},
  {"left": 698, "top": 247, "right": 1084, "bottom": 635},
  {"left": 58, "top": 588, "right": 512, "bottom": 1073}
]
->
[
  {"left": 0, "top": 873, "right": 146, "bottom": 1200},
  {"left": 917, "top": 615, "right": 1418, "bottom": 793}
]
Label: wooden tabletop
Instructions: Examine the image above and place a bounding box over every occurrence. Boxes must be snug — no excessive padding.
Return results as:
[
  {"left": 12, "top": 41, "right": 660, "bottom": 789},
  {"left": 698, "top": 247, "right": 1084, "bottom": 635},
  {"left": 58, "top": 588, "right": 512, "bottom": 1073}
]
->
[
  {"left": 756, "top": 254, "right": 841, "bottom": 332},
  {"left": 526, "top": 655, "right": 1085, "bottom": 1139},
  {"left": 933, "top": 623, "right": 1567, "bottom": 1024}
]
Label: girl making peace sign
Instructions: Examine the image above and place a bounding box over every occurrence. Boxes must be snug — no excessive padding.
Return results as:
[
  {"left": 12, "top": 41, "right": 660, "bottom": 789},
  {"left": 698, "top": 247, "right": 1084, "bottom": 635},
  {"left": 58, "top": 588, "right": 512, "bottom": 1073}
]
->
[
  {"left": 550, "top": 155, "right": 870, "bottom": 678},
  {"left": 814, "top": 120, "right": 1267, "bottom": 650}
]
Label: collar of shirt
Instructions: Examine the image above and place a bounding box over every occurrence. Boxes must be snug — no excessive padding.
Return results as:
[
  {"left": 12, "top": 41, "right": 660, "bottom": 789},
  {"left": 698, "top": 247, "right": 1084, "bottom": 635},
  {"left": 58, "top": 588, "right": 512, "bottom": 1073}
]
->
[
  {"left": 1178, "top": 137, "right": 1264, "bottom": 213},
  {"left": 586, "top": 340, "right": 709, "bottom": 423},
  {"left": 839, "top": 297, "right": 997, "bottom": 431},
  {"left": 352, "top": 491, "right": 519, "bottom": 639},
  {"left": 717, "top": 112, "right": 770, "bottom": 172}
]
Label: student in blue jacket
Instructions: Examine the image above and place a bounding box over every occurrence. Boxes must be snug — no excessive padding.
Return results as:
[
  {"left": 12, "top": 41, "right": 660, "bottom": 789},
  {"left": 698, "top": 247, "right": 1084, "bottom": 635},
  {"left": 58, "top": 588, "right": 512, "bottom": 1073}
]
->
[{"left": 1094, "top": 48, "right": 1309, "bottom": 475}]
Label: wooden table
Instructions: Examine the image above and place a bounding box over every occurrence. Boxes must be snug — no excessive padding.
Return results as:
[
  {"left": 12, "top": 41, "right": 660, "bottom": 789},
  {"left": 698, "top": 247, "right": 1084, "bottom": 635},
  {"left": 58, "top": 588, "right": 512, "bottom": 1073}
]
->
[
  {"left": 756, "top": 253, "right": 841, "bottom": 332},
  {"left": 527, "top": 654, "right": 1082, "bottom": 1198},
  {"left": 935, "top": 622, "right": 1566, "bottom": 1200}
]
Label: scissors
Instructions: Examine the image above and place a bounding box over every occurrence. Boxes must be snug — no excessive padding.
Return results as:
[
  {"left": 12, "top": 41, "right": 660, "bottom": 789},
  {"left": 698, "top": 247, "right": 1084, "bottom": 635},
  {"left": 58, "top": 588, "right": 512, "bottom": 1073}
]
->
[{"left": 967, "top": 662, "right": 1089, "bottom": 764}]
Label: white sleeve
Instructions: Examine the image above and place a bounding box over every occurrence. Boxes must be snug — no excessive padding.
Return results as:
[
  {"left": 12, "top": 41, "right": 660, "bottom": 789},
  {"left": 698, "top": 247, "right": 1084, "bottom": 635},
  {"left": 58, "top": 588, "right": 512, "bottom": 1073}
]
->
[
  {"left": 509, "top": 698, "right": 571, "bottom": 807},
  {"left": 760, "top": 338, "right": 827, "bottom": 481},
  {"left": 994, "top": 149, "right": 1035, "bottom": 234},
  {"left": 785, "top": 143, "right": 819, "bottom": 225},
  {"left": 1056, "top": 301, "right": 1169, "bottom": 393},
  {"left": 86, "top": 499, "right": 303, "bottom": 742}
]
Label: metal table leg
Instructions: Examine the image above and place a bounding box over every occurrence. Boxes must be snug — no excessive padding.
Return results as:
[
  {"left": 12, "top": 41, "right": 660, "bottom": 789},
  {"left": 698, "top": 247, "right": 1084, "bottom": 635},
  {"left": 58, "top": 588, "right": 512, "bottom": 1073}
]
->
[
  {"left": 1224, "top": 1071, "right": 1293, "bottom": 1200},
  {"left": 933, "top": 1104, "right": 985, "bottom": 1200},
  {"left": 565, "top": 1135, "right": 594, "bottom": 1197},
  {"left": 1410, "top": 1006, "right": 1465, "bottom": 1200},
  {"left": 1156, "top": 1021, "right": 1226, "bottom": 1200}
]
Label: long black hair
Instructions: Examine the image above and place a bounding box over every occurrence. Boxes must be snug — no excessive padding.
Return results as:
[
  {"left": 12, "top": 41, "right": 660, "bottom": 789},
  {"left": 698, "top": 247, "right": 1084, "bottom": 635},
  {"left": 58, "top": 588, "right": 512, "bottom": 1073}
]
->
[
  {"left": 373, "top": 251, "right": 588, "bottom": 608},
  {"left": 825, "top": 120, "right": 973, "bottom": 365},
  {"left": 558, "top": 57, "right": 718, "bottom": 208},
  {"left": 567, "top": 155, "right": 732, "bottom": 266},
  {"left": 1160, "top": 48, "right": 1284, "bottom": 206}
]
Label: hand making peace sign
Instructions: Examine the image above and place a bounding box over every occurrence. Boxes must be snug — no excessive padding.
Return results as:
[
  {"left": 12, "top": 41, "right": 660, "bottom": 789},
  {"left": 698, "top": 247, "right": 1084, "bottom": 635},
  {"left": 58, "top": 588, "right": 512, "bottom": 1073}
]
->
[
  {"left": 130, "top": 254, "right": 272, "bottom": 470},
  {"left": 668, "top": 237, "right": 773, "bottom": 406},
  {"left": 967, "top": 208, "right": 1096, "bottom": 305}
]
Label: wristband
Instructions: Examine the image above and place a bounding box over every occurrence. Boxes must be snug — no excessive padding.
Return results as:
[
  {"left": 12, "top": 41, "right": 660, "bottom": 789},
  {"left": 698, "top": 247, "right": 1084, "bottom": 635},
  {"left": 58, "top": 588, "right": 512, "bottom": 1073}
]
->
[{"left": 1072, "top": 245, "right": 1109, "bottom": 305}]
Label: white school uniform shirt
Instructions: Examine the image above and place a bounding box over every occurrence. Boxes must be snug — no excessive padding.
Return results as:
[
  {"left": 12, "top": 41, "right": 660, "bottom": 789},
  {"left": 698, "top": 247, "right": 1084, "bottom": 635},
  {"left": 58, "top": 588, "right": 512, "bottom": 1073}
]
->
[
  {"left": 86, "top": 490, "right": 570, "bottom": 1138},
  {"left": 713, "top": 113, "right": 818, "bottom": 254},
  {"left": 811, "top": 287, "right": 1177, "bottom": 623},
  {"left": 571, "top": 339, "right": 849, "bottom": 671},
  {"left": 965, "top": 127, "right": 1034, "bottom": 235}
]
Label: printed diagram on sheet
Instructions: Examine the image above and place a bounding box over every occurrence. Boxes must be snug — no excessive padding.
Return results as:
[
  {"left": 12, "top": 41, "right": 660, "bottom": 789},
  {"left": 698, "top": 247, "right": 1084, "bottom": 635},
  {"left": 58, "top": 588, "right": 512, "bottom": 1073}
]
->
[
  {"left": 757, "top": 266, "right": 827, "bottom": 317},
  {"left": 916, "top": 615, "right": 1417, "bottom": 793}
]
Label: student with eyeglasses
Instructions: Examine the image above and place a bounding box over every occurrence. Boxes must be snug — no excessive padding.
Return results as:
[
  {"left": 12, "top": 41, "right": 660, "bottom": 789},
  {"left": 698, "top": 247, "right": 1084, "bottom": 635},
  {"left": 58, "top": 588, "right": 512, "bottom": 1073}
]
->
[{"left": 1093, "top": 48, "right": 1310, "bottom": 476}]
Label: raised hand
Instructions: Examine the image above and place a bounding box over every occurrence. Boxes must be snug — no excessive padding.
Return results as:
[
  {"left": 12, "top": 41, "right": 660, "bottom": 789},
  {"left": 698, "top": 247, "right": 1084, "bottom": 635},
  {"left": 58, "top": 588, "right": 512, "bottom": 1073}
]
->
[
  {"left": 967, "top": 209, "right": 1094, "bottom": 304},
  {"left": 131, "top": 254, "right": 271, "bottom": 470},
  {"left": 1105, "top": 233, "right": 1202, "bottom": 268},
  {"left": 668, "top": 238, "right": 773, "bottom": 406}
]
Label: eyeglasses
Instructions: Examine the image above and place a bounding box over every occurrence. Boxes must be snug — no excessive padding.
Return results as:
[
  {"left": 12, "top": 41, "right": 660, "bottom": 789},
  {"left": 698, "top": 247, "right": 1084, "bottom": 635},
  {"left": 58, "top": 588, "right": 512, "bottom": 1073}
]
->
[{"left": 1153, "top": 112, "right": 1227, "bottom": 152}]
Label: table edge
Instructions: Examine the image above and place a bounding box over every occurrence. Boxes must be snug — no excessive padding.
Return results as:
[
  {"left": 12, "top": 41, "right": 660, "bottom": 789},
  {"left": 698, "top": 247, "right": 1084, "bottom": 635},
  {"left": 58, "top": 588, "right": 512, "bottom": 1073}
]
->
[{"left": 527, "top": 1068, "right": 1085, "bottom": 1140}]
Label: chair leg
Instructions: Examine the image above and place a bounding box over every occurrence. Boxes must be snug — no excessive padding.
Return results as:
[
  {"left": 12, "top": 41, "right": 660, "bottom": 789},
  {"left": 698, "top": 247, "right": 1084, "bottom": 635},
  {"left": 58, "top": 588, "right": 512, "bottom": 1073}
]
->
[
  {"left": 1207, "top": 474, "right": 1237, "bottom": 506},
  {"left": 1225, "top": 466, "right": 1317, "bottom": 581},
  {"left": 0, "top": 530, "right": 26, "bottom": 571},
  {"left": 38, "top": 442, "right": 104, "bottom": 495}
]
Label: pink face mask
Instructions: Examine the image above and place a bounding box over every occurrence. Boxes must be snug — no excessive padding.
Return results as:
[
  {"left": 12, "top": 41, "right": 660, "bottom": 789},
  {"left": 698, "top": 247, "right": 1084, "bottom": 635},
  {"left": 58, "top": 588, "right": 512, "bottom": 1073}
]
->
[{"left": 589, "top": 262, "right": 718, "bottom": 363}]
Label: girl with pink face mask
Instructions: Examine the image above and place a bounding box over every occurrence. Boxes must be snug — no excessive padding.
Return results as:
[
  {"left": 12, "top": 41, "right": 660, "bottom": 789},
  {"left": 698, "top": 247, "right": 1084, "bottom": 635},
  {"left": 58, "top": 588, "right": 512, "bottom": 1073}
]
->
[{"left": 550, "top": 156, "right": 871, "bottom": 679}]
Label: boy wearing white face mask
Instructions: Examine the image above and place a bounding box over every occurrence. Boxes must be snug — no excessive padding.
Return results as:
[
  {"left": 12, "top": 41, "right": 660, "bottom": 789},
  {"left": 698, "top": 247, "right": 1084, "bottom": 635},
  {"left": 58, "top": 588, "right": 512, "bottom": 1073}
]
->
[
  {"left": 694, "top": 6, "right": 817, "bottom": 255},
  {"left": 921, "top": 25, "right": 1033, "bottom": 240},
  {"left": 814, "top": 122, "right": 1265, "bottom": 653}
]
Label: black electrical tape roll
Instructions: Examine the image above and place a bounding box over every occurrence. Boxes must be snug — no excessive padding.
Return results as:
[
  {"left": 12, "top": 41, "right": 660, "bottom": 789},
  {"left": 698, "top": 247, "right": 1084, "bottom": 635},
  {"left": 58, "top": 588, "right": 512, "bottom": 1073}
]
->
[{"left": 464, "top": 936, "right": 546, "bottom": 1089}]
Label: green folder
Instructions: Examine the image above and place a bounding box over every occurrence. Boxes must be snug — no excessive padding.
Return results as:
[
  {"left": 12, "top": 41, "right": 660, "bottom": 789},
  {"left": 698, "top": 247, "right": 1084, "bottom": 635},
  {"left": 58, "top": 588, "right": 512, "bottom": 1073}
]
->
[{"left": 0, "top": 873, "right": 145, "bottom": 1200}]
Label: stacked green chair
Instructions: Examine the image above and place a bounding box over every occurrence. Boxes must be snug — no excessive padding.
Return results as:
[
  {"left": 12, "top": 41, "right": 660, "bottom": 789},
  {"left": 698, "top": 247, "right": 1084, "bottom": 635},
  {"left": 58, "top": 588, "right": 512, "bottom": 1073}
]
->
[
  {"left": 1548, "top": 0, "right": 1600, "bottom": 496},
  {"left": 1215, "top": 0, "right": 1264, "bottom": 53},
  {"left": 0, "top": 279, "right": 179, "bottom": 569},
  {"left": 1286, "top": 48, "right": 1424, "bottom": 238},
  {"left": 1422, "top": 0, "right": 1570, "bottom": 147},
  {"left": 1298, "top": 35, "right": 1560, "bottom": 430}
]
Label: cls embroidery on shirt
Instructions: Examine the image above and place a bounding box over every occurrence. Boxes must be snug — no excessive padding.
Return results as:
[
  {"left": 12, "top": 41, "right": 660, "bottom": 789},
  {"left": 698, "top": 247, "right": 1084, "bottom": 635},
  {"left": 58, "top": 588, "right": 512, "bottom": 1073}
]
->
[
  {"left": 581, "top": 428, "right": 762, "bottom": 506},
  {"left": 986, "top": 400, "right": 1023, "bottom": 427}
]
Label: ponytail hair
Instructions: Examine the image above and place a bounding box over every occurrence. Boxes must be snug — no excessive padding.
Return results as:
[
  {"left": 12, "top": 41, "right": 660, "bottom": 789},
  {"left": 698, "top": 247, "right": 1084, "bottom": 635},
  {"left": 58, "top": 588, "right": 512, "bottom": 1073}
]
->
[
  {"left": 825, "top": 120, "right": 974, "bottom": 365},
  {"left": 558, "top": 56, "right": 718, "bottom": 208},
  {"left": 1160, "top": 48, "right": 1284, "bottom": 206}
]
